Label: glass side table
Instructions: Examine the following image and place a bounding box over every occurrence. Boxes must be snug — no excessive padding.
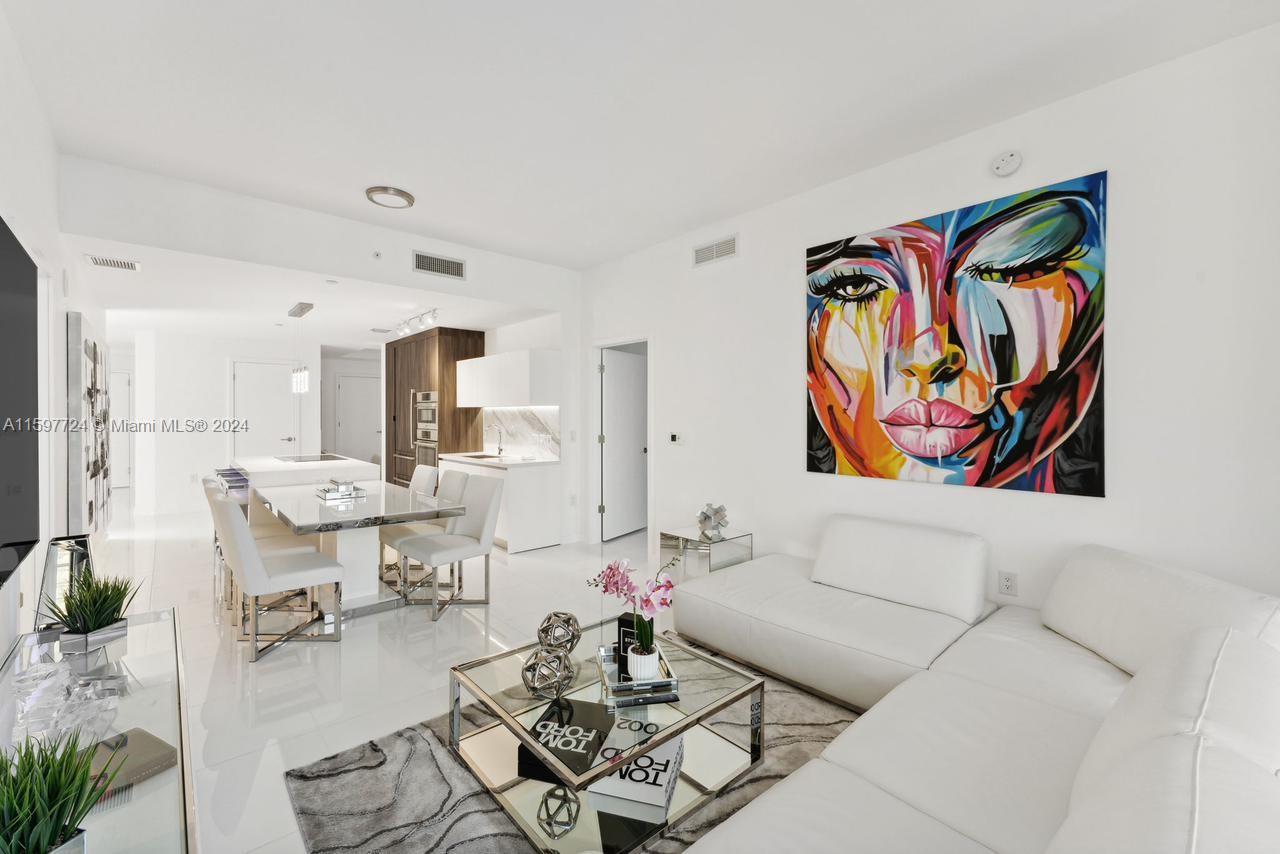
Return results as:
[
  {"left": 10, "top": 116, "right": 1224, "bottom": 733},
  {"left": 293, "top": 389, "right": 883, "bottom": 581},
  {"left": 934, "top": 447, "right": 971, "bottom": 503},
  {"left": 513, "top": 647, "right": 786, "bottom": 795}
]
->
[{"left": 659, "top": 526, "right": 753, "bottom": 581}]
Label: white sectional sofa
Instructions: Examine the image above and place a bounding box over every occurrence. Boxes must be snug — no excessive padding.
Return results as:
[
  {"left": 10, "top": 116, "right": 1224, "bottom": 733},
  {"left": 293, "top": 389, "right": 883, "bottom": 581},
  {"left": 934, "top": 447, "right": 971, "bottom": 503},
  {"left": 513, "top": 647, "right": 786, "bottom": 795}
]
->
[{"left": 677, "top": 516, "right": 1280, "bottom": 853}]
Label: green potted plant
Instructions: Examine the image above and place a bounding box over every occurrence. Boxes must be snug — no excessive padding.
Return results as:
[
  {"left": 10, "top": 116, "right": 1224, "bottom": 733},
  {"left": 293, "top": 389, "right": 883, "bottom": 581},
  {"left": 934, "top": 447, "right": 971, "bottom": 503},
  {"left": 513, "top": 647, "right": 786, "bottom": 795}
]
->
[
  {"left": 43, "top": 571, "right": 140, "bottom": 654},
  {"left": 0, "top": 731, "right": 122, "bottom": 854}
]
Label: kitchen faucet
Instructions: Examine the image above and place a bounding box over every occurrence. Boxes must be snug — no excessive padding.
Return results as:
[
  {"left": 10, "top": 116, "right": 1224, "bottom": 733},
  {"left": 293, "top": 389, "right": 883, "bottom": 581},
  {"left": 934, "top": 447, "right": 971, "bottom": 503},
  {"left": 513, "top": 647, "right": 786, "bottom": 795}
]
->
[{"left": 487, "top": 424, "right": 504, "bottom": 456}]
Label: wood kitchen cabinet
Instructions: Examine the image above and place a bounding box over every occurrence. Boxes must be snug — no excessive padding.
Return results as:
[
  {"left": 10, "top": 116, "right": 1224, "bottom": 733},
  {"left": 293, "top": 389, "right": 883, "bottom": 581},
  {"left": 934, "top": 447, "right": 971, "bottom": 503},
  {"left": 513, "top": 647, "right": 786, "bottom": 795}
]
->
[{"left": 384, "top": 327, "right": 485, "bottom": 485}]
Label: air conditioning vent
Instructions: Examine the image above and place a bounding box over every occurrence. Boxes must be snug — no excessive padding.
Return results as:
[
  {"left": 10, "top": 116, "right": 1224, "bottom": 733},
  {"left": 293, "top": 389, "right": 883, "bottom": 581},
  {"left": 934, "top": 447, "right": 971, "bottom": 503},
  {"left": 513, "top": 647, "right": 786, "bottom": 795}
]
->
[
  {"left": 412, "top": 251, "right": 466, "bottom": 280},
  {"left": 86, "top": 254, "right": 141, "bottom": 272},
  {"left": 369, "top": 327, "right": 392, "bottom": 334},
  {"left": 692, "top": 235, "right": 737, "bottom": 267}
]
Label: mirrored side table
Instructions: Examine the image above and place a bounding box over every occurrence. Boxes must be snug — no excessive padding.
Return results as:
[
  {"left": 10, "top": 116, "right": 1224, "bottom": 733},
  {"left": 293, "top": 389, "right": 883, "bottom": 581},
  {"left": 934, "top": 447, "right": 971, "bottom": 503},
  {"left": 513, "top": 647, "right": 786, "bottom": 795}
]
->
[{"left": 659, "top": 526, "right": 753, "bottom": 581}]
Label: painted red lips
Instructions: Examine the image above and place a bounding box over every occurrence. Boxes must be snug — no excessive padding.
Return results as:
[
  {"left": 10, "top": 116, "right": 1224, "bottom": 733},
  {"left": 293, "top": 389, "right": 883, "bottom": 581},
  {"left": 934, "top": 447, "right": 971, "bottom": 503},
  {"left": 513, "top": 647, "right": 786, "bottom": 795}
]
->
[{"left": 882, "top": 400, "right": 987, "bottom": 458}]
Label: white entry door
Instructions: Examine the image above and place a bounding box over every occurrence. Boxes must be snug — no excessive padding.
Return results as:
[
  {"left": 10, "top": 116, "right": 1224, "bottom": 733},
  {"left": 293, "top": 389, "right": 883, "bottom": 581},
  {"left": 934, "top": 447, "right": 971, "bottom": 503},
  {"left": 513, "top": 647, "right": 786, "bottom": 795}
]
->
[
  {"left": 336, "top": 374, "right": 381, "bottom": 463},
  {"left": 233, "top": 361, "right": 298, "bottom": 457},
  {"left": 601, "top": 347, "right": 647, "bottom": 540},
  {"left": 109, "top": 370, "right": 132, "bottom": 488}
]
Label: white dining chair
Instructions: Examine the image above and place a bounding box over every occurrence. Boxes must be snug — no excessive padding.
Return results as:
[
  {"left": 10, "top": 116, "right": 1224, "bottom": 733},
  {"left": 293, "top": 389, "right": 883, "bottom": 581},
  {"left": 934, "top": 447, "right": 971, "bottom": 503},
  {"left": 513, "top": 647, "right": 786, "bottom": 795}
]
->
[
  {"left": 382, "top": 468, "right": 468, "bottom": 592},
  {"left": 210, "top": 493, "right": 343, "bottom": 661},
  {"left": 396, "top": 473, "right": 503, "bottom": 620},
  {"left": 379, "top": 465, "right": 441, "bottom": 566},
  {"left": 202, "top": 477, "right": 321, "bottom": 622}
]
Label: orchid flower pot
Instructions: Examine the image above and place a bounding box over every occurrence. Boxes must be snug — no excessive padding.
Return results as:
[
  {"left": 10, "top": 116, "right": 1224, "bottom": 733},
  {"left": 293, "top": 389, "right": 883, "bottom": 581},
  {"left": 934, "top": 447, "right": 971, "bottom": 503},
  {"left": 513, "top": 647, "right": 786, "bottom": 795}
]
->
[{"left": 627, "top": 643, "right": 661, "bottom": 681}]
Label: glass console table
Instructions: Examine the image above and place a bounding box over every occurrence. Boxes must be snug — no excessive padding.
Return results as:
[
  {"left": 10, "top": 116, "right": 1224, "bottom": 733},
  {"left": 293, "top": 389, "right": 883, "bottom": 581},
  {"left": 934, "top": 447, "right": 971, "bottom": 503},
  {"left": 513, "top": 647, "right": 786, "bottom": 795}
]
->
[
  {"left": 659, "top": 526, "right": 754, "bottom": 580},
  {"left": 0, "top": 608, "right": 196, "bottom": 852}
]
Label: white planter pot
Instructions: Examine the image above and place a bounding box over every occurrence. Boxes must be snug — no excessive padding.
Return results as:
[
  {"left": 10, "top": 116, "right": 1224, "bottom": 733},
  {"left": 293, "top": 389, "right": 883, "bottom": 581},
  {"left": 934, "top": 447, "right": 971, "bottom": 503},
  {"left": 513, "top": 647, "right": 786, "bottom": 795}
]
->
[
  {"left": 627, "top": 644, "right": 661, "bottom": 681},
  {"left": 51, "top": 828, "right": 86, "bottom": 853},
  {"left": 59, "top": 619, "right": 128, "bottom": 654}
]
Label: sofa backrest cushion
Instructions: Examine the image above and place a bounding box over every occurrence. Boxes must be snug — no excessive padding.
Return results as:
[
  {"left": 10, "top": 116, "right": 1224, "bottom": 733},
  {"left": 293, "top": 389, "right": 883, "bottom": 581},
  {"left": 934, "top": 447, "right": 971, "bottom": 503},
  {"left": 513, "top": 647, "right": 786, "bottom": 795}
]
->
[
  {"left": 1048, "top": 735, "right": 1280, "bottom": 854},
  {"left": 1070, "top": 628, "right": 1280, "bottom": 807},
  {"left": 811, "top": 514, "right": 987, "bottom": 624},
  {"left": 1040, "top": 544, "right": 1280, "bottom": 674}
]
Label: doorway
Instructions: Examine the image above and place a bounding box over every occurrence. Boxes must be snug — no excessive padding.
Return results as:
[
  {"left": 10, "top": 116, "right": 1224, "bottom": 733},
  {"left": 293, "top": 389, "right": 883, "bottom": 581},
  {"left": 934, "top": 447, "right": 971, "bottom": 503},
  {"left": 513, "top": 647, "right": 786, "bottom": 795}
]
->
[
  {"left": 232, "top": 361, "right": 299, "bottom": 457},
  {"left": 600, "top": 341, "right": 648, "bottom": 541},
  {"left": 335, "top": 374, "right": 381, "bottom": 462},
  {"left": 109, "top": 370, "right": 132, "bottom": 488}
]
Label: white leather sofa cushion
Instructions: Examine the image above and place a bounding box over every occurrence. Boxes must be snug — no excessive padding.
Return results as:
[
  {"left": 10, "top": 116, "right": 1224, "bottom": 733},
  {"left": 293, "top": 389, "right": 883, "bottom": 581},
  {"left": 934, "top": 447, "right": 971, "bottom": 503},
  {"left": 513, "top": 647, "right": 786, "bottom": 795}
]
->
[
  {"left": 1048, "top": 736, "right": 1280, "bottom": 854},
  {"left": 1040, "top": 544, "right": 1280, "bottom": 674},
  {"left": 748, "top": 583, "right": 975, "bottom": 709},
  {"left": 822, "top": 671, "right": 1099, "bottom": 854},
  {"left": 1071, "top": 628, "right": 1280, "bottom": 806},
  {"left": 676, "top": 553, "right": 976, "bottom": 709},
  {"left": 810, "top": 514, "right": 987, "bottom": 624},
  {"left": 687, "top": 757, "right": 994, "bottom": 854},
  {"left": 930, "top": 606, "right": 1130, "bottom": 718},
  {"left": 674, "top": 554, "right": 813, "bottom": 658}
]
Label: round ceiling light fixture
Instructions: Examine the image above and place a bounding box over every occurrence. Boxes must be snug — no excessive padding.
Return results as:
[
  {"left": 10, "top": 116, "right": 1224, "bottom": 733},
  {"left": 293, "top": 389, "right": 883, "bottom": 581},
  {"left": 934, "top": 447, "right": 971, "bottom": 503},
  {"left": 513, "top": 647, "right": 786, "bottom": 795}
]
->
[{"left": 366, "top": 185, "right": 415, "bottom": 209}]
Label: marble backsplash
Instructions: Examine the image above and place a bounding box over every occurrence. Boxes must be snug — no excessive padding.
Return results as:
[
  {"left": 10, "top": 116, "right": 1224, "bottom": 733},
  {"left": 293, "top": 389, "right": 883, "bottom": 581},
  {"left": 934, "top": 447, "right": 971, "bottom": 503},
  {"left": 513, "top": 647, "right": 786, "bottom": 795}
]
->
[{"left": 482, "top": 407, "right": 560, "bottom": 459}]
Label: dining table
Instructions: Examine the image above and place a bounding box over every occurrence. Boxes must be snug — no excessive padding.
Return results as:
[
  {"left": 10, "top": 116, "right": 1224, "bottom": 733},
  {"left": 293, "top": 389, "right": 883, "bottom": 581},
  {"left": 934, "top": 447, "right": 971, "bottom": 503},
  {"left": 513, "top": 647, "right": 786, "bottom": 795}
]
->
[{"left": 249, "top": 479, "right": 465, "bottom": 613}]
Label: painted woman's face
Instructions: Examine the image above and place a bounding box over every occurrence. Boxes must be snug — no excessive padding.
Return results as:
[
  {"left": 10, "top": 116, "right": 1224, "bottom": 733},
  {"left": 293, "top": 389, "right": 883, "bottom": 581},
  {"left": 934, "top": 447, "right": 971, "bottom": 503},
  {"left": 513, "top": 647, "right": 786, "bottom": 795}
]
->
[{"left": 807, "top": 180, "right": 1105, "bottom": 491}]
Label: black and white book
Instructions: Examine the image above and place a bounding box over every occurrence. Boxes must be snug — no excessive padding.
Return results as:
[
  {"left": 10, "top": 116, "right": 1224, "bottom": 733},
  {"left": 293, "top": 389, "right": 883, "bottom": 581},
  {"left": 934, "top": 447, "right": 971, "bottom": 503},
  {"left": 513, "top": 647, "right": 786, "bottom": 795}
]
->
[
  {"left": 516, "top": 698, "right": 614, "bottom": 784},
  {"left": 587, "top": 736, "right": 683, "bottom": 823}
]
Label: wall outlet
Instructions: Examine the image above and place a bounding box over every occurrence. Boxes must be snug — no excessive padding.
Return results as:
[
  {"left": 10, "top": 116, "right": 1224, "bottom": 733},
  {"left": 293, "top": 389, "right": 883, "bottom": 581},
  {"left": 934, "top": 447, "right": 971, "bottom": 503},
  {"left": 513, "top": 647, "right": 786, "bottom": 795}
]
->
[{"left": 998, "top": 571, "right": 1019, "bottom": 597}]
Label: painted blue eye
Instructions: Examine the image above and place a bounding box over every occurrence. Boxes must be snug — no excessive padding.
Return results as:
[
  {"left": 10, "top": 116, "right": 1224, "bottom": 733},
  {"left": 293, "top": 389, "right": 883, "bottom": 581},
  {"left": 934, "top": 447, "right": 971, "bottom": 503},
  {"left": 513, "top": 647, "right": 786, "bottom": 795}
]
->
[{"left": 962, "top": 198, "right": 1088, "bottom": 284}]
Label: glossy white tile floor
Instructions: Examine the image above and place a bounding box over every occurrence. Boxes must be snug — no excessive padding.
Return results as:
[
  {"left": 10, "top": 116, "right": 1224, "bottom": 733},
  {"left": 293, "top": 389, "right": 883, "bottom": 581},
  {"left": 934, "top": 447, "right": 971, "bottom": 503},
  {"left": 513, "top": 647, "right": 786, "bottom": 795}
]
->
[{"left": 100, "top": 490, "right": 647, "bottom": 853}]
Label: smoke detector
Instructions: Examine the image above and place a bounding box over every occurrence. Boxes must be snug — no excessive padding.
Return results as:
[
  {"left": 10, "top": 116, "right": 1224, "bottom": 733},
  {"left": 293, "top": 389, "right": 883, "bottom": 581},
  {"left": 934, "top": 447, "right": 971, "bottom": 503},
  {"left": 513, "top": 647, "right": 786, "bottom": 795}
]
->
[{"left": 991, "top": 151, "right": 1023, "bottom": 177}]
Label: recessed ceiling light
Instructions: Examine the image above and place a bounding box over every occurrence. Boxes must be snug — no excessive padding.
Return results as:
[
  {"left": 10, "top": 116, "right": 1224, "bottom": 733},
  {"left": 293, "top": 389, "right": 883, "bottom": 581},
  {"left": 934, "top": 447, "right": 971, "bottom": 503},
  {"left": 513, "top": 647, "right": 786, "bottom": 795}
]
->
[{"left": 365, "top": 186, "right": 415, "bottom": 209}]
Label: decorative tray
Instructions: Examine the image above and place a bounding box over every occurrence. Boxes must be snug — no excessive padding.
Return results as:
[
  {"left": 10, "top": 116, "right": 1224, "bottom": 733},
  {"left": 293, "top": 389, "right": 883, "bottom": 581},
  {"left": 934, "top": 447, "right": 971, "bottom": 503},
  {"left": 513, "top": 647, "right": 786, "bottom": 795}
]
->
[
  {"left": 315, "top": 484, "right": 368, "bottom": 501},
  {"left": 596, "top": 644, "right": 679, "bottom": 696}
]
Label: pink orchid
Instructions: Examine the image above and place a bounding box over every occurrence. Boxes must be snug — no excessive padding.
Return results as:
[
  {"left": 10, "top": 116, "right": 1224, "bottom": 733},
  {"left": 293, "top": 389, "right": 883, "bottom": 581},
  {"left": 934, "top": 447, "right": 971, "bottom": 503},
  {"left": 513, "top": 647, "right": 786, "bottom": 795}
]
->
[{"left": 589, "top": 557, "right": 679, "bottom": 654}]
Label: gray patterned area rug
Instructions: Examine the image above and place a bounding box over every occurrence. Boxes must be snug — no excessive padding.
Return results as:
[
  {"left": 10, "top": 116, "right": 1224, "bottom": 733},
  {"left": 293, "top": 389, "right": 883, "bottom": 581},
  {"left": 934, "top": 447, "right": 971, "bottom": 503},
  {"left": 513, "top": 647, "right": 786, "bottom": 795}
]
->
[{"left": 284, "top": 646, "right": 856, "bottom": 853}]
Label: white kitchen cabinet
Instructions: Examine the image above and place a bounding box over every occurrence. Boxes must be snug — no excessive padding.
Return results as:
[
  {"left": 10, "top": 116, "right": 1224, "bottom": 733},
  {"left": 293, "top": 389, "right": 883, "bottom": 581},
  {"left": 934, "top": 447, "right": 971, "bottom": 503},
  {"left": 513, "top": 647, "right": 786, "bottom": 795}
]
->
[
  {"left": 456, "top": 349, "right": 560, "bottom": 408},
  {"left": 438, "top": 455, "right": 562, "bottom": 553}
]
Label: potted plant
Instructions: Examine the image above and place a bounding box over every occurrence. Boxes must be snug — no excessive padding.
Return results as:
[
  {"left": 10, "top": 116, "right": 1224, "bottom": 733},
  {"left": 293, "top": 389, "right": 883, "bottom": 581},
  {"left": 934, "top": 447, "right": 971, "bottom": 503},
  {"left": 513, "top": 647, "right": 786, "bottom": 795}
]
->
[
  {"left": 0, "top": 731, "right": 122, "bottom": 854},
  {"left": 43, "top": 571, "right": 140, "bottom": 654},
  {"left": 589, "top": 558, "right": 676, "bottom": 680}
]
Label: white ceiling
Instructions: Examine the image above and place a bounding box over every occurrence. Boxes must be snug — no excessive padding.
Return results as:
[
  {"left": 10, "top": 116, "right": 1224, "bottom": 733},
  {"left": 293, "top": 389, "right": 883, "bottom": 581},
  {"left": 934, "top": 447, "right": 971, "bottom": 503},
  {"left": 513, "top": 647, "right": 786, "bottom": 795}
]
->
[
  {"left": 8, "top": 2, "right": 1280, "bottom": 269},
  {"left": 70, "top": 237, "right": 548, "bottom": 348}
]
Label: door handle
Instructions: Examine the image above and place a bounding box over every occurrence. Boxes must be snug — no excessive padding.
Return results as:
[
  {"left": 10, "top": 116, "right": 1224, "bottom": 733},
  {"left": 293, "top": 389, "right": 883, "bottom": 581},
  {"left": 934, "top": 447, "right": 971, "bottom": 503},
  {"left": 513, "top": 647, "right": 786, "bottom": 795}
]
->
[{"left": 283, "top": 436, "right": 296, "bottom": 442}]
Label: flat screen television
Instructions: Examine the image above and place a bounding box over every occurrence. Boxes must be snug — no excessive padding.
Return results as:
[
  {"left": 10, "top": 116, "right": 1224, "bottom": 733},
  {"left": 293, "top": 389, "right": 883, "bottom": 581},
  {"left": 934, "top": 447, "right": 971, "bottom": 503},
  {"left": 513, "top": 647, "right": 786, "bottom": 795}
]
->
[{"left": 0, "top": 214, "right": 39, "bottom": 589}]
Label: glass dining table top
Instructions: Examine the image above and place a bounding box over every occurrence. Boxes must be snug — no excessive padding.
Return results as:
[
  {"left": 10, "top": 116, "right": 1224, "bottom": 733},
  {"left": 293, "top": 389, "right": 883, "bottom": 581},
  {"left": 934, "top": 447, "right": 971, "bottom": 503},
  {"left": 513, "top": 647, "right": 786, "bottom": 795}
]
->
[{"left": 252, "top": 479, "right": 465, "bottom": 534}]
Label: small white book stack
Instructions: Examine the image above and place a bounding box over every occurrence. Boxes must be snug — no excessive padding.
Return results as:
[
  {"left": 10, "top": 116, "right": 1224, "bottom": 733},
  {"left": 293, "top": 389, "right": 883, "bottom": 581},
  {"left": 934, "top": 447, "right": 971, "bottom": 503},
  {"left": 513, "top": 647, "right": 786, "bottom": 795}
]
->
[{"left": 587, "top": 737, "right": 684, "bottom": 823}]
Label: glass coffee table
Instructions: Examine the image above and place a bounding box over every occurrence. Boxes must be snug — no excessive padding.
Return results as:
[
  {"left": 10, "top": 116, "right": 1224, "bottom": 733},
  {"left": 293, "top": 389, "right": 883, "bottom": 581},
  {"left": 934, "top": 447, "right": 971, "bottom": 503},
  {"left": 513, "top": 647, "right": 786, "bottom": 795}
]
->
[{"left": 449, "top": 618, "right": 764, "bottom": 853}]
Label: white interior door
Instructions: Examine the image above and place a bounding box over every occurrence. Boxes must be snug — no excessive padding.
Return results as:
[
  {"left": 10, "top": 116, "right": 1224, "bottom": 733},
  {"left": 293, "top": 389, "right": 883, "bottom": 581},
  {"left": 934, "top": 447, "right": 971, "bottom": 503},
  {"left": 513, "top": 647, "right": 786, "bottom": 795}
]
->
[
  {"left": 335, "top": 374, "right": 381, "bottom": 463},
  {"left": 233, "top": 361, "right": 298, "bottom": 457},
  {"left": 601, "top": 347, "right": 647, "bottom": 540},
  {"left": 109, "top": 370, "right": 132, "bottom": 488}
]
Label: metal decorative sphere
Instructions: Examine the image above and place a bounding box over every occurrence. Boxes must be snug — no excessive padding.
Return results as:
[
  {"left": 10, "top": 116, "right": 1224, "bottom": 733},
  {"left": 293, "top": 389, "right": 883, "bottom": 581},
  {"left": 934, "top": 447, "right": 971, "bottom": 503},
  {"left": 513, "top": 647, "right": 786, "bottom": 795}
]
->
[
  {"left": 536, "top": 611, "right": 581, "bottom": 653},
  {"left": 521, "top": 647, "right": 578, "bottom": 699},
  {"left": 537, "top": 786, "right": 580, "bottom": 839}
]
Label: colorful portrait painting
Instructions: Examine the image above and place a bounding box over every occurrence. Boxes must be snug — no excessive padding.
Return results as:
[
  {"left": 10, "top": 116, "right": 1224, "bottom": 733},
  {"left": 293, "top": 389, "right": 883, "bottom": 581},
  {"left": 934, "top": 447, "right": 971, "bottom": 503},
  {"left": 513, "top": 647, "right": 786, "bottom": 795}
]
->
[{"left": 806, "top": 172, "right": 1105, "bottom": 496}]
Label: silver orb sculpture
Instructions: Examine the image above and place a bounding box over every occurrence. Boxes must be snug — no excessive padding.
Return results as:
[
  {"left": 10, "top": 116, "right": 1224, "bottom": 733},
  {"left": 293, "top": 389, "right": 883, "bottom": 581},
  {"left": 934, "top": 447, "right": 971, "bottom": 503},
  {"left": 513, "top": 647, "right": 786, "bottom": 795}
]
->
[
  {"left": 697, "top": 503, "right": 729, "bottom": 541},
  {"left": 521, "top": 647, "right": 578, "bottom": 699},
  {"left": 537, "top": 611, "right": 581, "bottom": 652},
  {"left": 537, "top": 786, "right": 580, "bottom": 839}
]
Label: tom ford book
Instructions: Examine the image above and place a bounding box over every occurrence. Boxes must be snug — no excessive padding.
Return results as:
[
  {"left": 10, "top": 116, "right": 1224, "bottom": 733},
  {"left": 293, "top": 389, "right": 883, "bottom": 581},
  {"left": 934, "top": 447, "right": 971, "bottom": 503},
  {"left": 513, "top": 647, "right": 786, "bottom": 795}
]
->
[{"left": 516, "top": 698, "right": 614, "bottom": 783}]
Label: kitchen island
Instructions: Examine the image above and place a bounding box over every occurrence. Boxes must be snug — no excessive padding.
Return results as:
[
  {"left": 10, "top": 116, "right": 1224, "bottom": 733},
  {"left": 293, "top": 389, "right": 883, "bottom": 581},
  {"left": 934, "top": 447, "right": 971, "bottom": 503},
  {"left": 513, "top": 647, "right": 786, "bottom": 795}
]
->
[{"left": 439, "top": 453, "right": 561, "bottom": 553}]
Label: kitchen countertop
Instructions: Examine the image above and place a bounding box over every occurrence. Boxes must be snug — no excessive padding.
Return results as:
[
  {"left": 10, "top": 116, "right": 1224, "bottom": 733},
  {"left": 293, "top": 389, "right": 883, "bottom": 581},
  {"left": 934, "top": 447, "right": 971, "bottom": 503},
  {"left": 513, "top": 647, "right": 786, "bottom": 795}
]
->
[{"left": 438, "top": 453, "right": 561, "bottom": 470}]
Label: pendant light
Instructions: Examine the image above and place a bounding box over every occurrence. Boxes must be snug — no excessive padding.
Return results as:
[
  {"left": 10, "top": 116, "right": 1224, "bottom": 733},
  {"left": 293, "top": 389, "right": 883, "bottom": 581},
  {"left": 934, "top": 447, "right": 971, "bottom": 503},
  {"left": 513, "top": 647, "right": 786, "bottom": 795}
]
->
[{"left": 287, "top": 302, "right": 313, "bottom": 394}]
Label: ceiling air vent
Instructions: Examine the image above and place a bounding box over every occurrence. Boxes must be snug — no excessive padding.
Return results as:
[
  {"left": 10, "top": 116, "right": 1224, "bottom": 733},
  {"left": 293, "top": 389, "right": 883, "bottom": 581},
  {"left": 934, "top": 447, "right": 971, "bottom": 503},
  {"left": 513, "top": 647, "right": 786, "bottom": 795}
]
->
[
  {"left": 692, "top": 235, "right": 737, "bottom": 267},
  {"left": 369, "top": 327, "right": 392, "bottom": 334},
  {"left": 86, "top": 254, "right": 141, "bottom": 272},
  {"left": 412, "top": 250, "right": 466, "bottom": 280}
]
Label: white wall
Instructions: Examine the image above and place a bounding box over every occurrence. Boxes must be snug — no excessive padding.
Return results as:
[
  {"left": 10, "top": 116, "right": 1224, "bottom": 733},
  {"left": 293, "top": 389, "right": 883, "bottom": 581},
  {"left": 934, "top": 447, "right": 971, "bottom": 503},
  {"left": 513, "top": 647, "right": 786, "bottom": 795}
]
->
[
  {"left": 0, "top": 5, "right": 104, "bottom": 649},
  {"left": 487, "top": 313, "right": 561, "bottom": 353},
  {"left": 130, "top": 332, "right": 321, "bottom": 515},
  {"left": 320, "top": 353, "right": 380, "bottom": 454},
  {"left": 582, "top": 24, "right": 1280, "bottom": 605}
]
